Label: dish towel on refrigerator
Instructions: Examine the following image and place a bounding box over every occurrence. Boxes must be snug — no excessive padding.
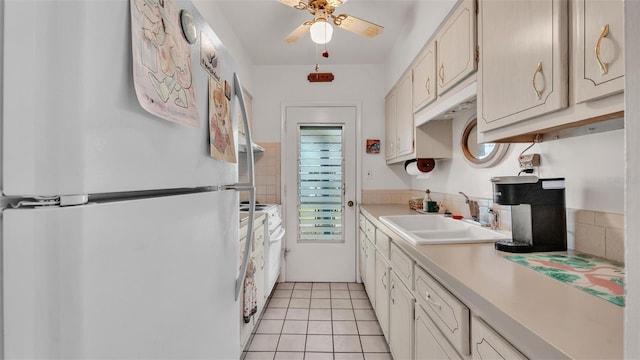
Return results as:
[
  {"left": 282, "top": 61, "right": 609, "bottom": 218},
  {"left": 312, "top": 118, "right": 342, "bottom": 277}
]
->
[{"left": 243, "top": 258, "right": 257, "bottom": 323}]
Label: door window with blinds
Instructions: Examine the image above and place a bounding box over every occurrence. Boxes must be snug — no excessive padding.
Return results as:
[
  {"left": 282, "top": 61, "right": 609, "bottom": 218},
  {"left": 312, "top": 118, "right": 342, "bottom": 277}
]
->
[{"left": 297, "top": 125, "right": 344, "bottom": 243}]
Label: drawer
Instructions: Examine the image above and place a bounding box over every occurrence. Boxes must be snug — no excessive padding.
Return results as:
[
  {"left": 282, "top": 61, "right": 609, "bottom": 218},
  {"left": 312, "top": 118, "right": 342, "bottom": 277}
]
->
[
  {"left": 375, "top": 229, "right": 390, "bottom": 260},
  {"left": 472, "top": 316, "right": 527, "bottom": 360},
  {"left": 359, "top": 214, "right": 366, "bottom": 231},
  {"left": 364, "top": 218, "right": 375, "bottom": 243},
  {"left": 390, "top": 242, "right": 413, "bottom": 288},
  {"left": 415, "top": 265, "right": 470, "bottom": 355}
]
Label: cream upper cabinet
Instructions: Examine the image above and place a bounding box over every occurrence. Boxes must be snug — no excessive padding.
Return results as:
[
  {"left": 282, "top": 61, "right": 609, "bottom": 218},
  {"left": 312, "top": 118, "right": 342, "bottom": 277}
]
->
[
  {"left": 413, "top": 42, "right": 437, "bottom": 112},
  {"left": 384, "top": 92, "right": 397, "bottom": 161},
  {"left": 436, "top": 0, "right": 477, "bottom": 95},
  {"left": 477, "top": 0, "right": 569, "bottom": 132},
  {"left": 572, "top": 0, "right": 624, "bottom": 103},
  {"left": 395, "top": 73, "right": 414, "bottom": 157}
]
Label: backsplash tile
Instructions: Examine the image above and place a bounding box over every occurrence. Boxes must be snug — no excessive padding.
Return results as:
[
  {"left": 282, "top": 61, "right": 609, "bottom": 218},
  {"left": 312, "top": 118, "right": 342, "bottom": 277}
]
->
[
  {"left": 575, "top": 223, "right": 607, "bottom": 258},
  {"left": 595, "top": 212, "right": 624, "bottom": 230},
  {"left": 605, "top": 228, "right": 625, "bottom": 264},
  {"left": 239, "top": 142, "right": 281, "bottom": 204},
  {"left": 361, "top": 189, "right": 413, "bottom": 204}
]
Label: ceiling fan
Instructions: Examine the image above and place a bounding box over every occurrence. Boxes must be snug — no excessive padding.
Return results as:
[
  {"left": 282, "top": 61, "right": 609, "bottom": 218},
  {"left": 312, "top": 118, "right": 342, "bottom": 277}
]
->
[{"left": 279, "top": 0, "right": 384, "bottom": 44}]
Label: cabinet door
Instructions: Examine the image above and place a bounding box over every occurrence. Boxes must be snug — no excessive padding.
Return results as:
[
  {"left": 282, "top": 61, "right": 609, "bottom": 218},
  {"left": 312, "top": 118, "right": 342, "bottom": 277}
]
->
[
  {"left": 436, "top": 0, "right": 477, "bottom": 95},
  {"left": 389, "top": 271, "right": 415, "bottom": 360},
  {"left": 365, "top": 237, "right": 376, "bottom": 307},
  {"left": 385, "top": 92, "right": 397, "bottom": 160},
  {"left": 375, "top": 253, "right": 391, "bottom": 342},
  {"left": 415, "top": 305, "right": 462, "bottom": 360},
  {"left": 414, "top": 42, "right": 437, "bottom": 112},
  {"left": 396, "top": 73, "right": 414, "bottom": 157},
  {"left": 359, "top": 229, "right": 366, "bottom": 283},
  {"left": 573, "top": 0, "right": 624, "bottom": 103},
  {"left": 478, "top": 0, "right": 568, "bottom": 132}
]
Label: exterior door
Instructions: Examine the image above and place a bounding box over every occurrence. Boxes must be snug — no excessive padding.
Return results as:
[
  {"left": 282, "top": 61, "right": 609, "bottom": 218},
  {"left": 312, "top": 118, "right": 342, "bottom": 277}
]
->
[{"left": 283, "top": 105, "right": 357, "bottom": 282}]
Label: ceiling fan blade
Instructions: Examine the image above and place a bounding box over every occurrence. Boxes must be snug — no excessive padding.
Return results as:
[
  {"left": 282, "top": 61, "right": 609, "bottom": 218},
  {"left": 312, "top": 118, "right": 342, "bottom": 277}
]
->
[
  {"left": 333, "top": 14, "right": 383, "bottom": 38},
  {"left": 327, "top": 0, "right": 349, "bottom": 7},
  {"left": 284, "top": 21, "right": 313, "bottom": 43},
  {"left": 278, "top": 0, "right": 308, "bottom": 10}
]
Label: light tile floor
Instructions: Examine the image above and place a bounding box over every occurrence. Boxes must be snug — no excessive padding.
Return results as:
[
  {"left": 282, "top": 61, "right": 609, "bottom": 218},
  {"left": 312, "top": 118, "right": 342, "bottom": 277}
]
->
[{"left": 242, "top": 282, "right": 392, "bottom": 360}]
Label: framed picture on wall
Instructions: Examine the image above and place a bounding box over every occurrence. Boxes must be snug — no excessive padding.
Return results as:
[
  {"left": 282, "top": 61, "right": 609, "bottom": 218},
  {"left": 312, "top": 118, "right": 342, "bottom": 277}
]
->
[{"left": 366, "top": 139, "right": 380, "bottom": 154}]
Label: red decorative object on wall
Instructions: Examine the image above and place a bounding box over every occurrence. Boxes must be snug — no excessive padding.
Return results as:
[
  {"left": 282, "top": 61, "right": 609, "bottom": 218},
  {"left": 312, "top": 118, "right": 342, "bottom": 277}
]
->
[{"left": 308, "top": 73, "right": 335, "bottom": 82}]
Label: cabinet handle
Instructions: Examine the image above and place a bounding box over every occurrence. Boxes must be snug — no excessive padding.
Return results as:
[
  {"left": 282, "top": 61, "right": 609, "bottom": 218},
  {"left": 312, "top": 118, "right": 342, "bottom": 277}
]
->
[
  {"left": 531, "top": 62, "right": 543, "bottom": 100},
  {"left": 595, "top": 24, "right": 610, "bottom": 75},
  {"left": 438, "top": 63, "right": 445, "bottom": 85},
  {"left": 425, "top": 291, "right": 442, "bottom": 310},
  {"left": 381, "top": 271, "right": 387, "bottom": 289},
  {"left": 390, "top": 283, "right": 395, "bottom": 304},
  {"left": 425, "top": 77, "right": 431, "bottom": 95}
]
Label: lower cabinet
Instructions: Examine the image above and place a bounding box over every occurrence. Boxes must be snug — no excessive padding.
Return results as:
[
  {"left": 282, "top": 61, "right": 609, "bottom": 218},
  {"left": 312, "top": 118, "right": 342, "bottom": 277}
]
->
[
  {"left": 374, "top": 251, "right": 391, "bottom": 342},
  {"left": 472, "top": 316, "right": 528, "bottom": 360},
  {"left": 389, "top": 271, "right": 415, "bottom": 360},
  {"left": 359, "top": 229, "right": 366, "bottom": 284},
  {"left": 364, "top": 236, "right": 376, "bottom": 307},
  {"left": 415, "top": 304, "right": 462, "bottom": 360}
]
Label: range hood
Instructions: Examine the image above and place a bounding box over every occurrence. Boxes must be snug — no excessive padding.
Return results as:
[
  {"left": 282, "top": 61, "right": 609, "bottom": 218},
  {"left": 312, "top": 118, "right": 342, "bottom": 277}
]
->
[
  {"left": 238, "top": 135, "right": 264, "bottom": 153},
  {"left": 415, "top": 82, "right": 477, "bottom": 126}
]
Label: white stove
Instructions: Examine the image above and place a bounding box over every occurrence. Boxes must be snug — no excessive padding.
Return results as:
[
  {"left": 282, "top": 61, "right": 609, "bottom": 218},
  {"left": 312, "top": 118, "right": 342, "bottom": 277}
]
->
[{"left": 239, "top": 203, "right": 284, "bottom": 298}]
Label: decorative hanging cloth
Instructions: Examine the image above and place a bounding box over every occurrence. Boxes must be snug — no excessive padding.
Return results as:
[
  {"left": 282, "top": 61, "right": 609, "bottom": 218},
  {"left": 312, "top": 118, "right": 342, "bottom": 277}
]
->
[{"left": 243, "top": 258, "right": 258, "bottom": 323}]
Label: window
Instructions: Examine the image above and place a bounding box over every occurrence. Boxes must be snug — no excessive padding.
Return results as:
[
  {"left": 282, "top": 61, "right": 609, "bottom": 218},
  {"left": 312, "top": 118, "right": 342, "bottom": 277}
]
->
[{"left": 297, "top": 126, "right": 344, "bottom": 242}]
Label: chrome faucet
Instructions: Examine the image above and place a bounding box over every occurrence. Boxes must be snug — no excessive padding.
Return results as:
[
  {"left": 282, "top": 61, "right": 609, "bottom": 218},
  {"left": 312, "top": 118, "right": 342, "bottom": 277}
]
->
[{"left": 459, "top": 192, "right": 479, "bottom": 222}]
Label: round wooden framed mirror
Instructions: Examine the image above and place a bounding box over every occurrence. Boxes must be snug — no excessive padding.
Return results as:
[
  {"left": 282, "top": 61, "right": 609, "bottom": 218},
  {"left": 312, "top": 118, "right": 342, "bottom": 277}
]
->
[{"left": 461, "top": 117, "right": 509, "bottom": 168}]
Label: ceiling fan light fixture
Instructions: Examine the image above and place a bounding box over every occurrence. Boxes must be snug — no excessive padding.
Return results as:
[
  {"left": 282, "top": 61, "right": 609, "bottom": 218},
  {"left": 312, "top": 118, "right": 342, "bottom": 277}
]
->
[{"left": 310, "top": 19, "right": 333, "bottom": 44}]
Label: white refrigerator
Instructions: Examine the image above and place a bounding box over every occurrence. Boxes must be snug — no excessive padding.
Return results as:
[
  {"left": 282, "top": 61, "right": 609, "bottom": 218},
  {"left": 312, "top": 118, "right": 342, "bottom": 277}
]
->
[{"left": 1, "top": 0, "right": 255, "bottom": 358}]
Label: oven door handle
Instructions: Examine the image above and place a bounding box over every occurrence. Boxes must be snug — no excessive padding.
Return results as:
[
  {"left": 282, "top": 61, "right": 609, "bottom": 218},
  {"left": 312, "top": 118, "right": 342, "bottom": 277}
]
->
[{"left": 269, "top": 227, "right": 286, "bottom": 242}]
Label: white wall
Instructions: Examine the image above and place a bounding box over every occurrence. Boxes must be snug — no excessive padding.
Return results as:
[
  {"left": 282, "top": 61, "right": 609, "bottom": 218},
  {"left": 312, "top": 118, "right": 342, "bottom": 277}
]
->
[
  {"left": 412, "top": 116, "right": 625, "bottom": 213},
  {"left": 252, "top": 64, "right": 411, "bottom": 190},
  {"left": 385, "top": 0, "right": 457, "bottom": 92}
]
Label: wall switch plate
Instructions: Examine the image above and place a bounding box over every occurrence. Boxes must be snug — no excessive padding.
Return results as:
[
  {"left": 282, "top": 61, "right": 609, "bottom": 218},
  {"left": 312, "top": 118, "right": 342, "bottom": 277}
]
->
[{"left": 519, "top": 153, "right": 541, "bottom": 168}]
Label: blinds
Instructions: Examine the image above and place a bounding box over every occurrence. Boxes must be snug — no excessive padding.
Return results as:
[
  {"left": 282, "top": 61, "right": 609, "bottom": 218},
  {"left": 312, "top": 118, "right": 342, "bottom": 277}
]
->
[{"left": 298, "top": 126, "right": 344, "bottom": 242}]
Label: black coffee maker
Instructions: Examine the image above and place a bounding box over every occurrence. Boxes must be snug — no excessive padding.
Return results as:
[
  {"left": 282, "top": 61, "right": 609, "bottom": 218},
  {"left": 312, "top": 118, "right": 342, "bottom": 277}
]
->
[{"left": 491, "top": 176, "right": 567, "bottom": 253}]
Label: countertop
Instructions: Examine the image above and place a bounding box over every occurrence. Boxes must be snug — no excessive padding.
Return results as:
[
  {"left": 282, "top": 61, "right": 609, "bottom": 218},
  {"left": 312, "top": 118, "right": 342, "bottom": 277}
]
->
[{"left": 360, "top": 204, "right": 623, "bottom": 359}]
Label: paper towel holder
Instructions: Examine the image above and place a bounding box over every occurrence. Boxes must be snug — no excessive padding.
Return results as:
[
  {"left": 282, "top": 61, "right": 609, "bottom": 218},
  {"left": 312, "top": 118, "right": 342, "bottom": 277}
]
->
[{"left": 404, "top": 158, "right": 435, "bottom": 173}]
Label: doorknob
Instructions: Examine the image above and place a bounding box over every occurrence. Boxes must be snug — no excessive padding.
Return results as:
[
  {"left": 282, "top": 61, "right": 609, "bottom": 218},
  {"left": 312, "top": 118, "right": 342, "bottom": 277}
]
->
[{"left": 347, "top": 201, "right": 354, "bottom": 207}]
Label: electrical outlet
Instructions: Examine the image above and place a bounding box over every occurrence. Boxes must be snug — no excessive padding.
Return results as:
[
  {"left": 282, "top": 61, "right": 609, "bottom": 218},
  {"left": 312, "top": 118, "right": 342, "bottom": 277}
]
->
[{"left": 519, "top": 153, "right": 541, "bottom": 168}]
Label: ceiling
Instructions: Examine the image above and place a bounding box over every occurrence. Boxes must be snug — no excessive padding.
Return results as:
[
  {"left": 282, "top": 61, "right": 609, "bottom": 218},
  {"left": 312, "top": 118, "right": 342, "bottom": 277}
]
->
[{"left": 212, "top": 0, "right": 423, "bottom": 66}]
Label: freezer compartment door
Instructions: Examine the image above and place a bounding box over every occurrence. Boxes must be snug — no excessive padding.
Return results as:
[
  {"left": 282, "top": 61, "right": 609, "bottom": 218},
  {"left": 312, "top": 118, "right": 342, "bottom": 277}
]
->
[
  {"left": 3, "top": 191, "right": 239, "bottom": 359},
  {"left": 3, "top": 0, "right": 239, "bottom": 196}
]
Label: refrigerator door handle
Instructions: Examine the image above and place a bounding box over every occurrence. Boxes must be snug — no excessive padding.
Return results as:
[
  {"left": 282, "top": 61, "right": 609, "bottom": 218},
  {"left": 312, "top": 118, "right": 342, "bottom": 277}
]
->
[{"left": 234, "top": 73, "right": 256, "bottom": 301}]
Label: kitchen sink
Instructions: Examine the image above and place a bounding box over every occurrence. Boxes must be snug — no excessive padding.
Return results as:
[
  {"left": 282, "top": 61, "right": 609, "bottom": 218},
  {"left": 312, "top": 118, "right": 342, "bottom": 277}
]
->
[{"left": 379, "top": 215, "right": 511, "bottom": 245}]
